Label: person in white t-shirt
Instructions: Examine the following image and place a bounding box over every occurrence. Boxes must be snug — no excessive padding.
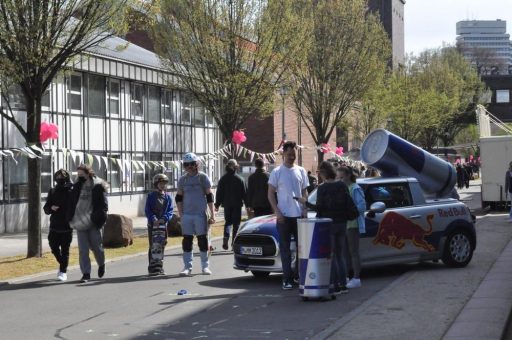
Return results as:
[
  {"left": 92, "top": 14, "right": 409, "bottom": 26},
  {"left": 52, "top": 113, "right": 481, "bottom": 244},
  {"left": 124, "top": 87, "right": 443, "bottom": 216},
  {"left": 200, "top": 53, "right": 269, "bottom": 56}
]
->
[{"left": 268, "top": 141, "right": 309, "bottom": 290}]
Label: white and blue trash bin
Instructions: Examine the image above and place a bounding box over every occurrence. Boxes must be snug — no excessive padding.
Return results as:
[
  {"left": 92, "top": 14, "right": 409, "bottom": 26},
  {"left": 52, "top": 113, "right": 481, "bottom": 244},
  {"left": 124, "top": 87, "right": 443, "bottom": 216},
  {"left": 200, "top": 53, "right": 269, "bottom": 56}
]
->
[{"left": 297, "top": 218, "right": 336, "bottom": 301}]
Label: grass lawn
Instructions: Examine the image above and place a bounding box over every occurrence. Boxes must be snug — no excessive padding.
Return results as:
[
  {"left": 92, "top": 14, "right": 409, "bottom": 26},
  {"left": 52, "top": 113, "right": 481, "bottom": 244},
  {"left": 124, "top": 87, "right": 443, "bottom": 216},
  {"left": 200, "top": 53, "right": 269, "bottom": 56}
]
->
[{"left": 0, "top": 224, "right": 225, "bottom": 281}]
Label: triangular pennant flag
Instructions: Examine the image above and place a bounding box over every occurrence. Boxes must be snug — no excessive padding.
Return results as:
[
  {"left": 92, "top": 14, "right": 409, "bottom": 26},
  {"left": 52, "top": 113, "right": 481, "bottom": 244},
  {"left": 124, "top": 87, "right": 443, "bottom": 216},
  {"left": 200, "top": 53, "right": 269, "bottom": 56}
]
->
[
  {"left": 95, "top": 155, "right": 102, "bottom": 170},
  {"left": 29, "top": 145, "right": 44, "bottom": 156},
  {"left": 87, "top": 153, "right": 94, "bottom": 166},
  {"left": 21, "top": 147, "right": 39, "bottom": 158},
  {"left": 69, "top": 149, "right": 76, "bottom": 163},
  {"left": 132, "top": 160, "right": 140, "bottom": 171},
  {"left": 3, "top": 150, "right": 16, "bottom": 164},
  {"left": 102, "top": 156, "right": 109, "bottom": 169},
  {"left": 61, "top": 147, "right": 68, "bottom": 160},
  {"left": 249, "top": 151, "right": 255, "bottom": 162}
]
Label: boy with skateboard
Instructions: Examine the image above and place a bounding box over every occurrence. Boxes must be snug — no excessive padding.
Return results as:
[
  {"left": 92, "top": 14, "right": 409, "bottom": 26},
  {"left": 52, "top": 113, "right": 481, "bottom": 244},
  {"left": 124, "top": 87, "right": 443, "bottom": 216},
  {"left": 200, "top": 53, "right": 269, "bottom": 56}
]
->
[{"left": 145, "top": 174, "right": 174, "bottom": 275}]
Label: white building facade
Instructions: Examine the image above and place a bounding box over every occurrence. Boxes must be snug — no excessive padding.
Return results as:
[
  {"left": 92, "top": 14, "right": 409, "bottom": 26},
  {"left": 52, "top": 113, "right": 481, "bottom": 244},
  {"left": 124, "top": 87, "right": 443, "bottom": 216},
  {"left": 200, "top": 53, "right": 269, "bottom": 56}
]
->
[
  {"left": 0, "top": 37, "right": 223, "bottom": 233},
  {"left": 456, "top": 20, "right": 512, "bottom": 75}
]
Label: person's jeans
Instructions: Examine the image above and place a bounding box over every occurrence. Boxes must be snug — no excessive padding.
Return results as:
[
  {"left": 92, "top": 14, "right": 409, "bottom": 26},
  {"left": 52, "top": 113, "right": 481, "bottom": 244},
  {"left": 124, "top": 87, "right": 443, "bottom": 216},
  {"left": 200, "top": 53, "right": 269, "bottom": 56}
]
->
[
  {"left": 223, "top": 206, "right": 242, "bottom": 242},
  {"left": 330, "top": 223, "right": 348, "bottom": 287},
  {"left": 48, "top": 231, "right": 72, "bottom": 273},
  {"left": 277, "top": 216, "right": 299, "bottom": 283},
  {"left": 76, "top": 227, "right": 105, "bottom": 275},
  {"left": 345, "top": 228, "right": 361, "bottom": 279}
]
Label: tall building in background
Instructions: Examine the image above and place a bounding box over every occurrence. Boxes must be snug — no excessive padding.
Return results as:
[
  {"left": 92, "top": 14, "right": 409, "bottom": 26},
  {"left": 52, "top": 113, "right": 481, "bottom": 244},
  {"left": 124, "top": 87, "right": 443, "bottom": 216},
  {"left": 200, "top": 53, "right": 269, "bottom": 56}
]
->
[
  {"left": 456, "top": 20, "right": 512, "bottom": 75},
  {"left": 367, "top": 0, "right": 405, "bottom": 69}
]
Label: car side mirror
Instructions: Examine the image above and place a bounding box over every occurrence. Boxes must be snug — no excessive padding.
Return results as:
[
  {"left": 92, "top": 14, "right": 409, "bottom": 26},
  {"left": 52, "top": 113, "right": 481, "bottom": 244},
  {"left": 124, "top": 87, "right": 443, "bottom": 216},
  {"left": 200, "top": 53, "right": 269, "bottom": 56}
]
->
[{"left": 370, "top": 201, "right": 386, "bottom": 213}]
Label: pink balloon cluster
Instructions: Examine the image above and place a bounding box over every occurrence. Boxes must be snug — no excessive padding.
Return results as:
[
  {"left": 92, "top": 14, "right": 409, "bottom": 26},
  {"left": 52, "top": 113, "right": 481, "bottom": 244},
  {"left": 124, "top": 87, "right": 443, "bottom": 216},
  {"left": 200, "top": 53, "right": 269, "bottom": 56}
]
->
[
  {"left": 40, "top": 122, "right": 59, "bottom": 143},
  {"left": 232, "top": 130, "right": 247, "bottom": 145},
  {"left": 335, "top": 146, "right": 344, "bottom": 156}
]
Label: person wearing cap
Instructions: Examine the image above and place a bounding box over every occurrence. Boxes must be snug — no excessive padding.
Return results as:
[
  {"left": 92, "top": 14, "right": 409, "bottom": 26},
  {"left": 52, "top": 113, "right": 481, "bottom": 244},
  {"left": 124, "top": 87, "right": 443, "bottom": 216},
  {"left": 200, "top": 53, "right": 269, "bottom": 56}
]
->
[
  {"left": 247, "top": 158, "right": 272, "bottom": 217},
  {"left": 175, "top": 152, "right": 216, "bottom": 276},
  {"left": 215, "top": 159, "right": 248, "bottom": 250},
  {"left": 68, "top": 163, "right": 109, "bottom": 283},
  {"left": 145, "top": 173, "right": 174, "bottom": 275},
  {"left": 43, "top": 169, "right": 73, "bottom": 281}
]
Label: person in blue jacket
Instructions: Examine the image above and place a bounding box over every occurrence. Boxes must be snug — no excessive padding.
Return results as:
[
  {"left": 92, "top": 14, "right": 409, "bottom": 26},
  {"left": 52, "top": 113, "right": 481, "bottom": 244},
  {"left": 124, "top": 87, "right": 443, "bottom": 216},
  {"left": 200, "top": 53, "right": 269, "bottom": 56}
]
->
[{"left": 145, "top": 173, "right": 174, "bottom": 275}]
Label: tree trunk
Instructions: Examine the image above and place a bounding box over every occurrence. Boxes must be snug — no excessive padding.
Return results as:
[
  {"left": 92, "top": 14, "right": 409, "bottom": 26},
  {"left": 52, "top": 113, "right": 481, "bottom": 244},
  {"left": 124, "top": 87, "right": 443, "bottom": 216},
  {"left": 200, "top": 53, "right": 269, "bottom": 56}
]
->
[
  {"left": 27, "top": 157, "right": 42, "bottom": 257},
  {"left": 316, "top": 148, "right": 324, "bottom": 169},
  {"left": 26, "top": 96, "right": 42, "bottom": 258}
]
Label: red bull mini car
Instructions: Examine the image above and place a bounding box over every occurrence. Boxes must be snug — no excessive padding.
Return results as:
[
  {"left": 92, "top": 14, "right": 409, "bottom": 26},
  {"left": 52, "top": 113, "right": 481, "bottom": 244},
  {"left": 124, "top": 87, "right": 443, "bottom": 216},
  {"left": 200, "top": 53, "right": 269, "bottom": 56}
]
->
[{"left": 233, "top": 177, "right": 476, "bottom": 277}]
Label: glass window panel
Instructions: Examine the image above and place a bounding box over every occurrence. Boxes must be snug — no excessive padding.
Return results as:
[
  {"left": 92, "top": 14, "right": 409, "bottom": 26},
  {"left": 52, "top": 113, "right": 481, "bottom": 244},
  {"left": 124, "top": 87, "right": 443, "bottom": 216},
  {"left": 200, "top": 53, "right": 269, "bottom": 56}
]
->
[
  {"left": 162, "top": 90, "right": 173, "bottom": 121},
  {"left": 181, "top": 93, "right": 191, "bottom": 124},
  {"left": 194, "top": 101, "right": 205, "bottom": 126},
  {"left": 66, "top": 74, "right": 82, "bottom": 111},
  {"left": 147, "top": 86, "right": 161, "bottom": 122},
  {"left": 8, "top": 156, "right": 28, "bottom": 200},
  {"left": 131, "top": 84, "right": 143, "bottom": 117},
  {"left": 496, "top": 89, "right": 510, "bottom": 103},
  {"left": 7, "top": 85, "right": 26, "bottom": 110},
  {"left": 88, "top": 74, "right": 106, "bottom": 117},
  {"left": 108, "top": 155, "right": 121, "bottom": 192},
  {"left": 108, "top": 79, "right": 120, "bottom": 115}
]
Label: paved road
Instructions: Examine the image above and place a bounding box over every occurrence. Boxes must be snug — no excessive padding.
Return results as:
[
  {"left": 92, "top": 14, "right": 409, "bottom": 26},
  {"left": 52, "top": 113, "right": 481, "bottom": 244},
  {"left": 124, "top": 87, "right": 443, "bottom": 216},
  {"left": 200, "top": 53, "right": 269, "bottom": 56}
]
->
[{"left": 1, "top": 182, "right": 509, "bottom": 340}]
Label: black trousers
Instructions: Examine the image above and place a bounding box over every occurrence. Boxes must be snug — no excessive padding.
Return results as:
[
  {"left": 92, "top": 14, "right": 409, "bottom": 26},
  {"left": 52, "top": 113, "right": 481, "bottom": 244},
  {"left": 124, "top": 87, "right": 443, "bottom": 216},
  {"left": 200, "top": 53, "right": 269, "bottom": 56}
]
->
[
  {"left": 48, "top": 231, "right": 72, "bottom": 273},
  {"left": 224, "top": 206, "right": 242, "bottom": 241},
  {"left": 253, "top": 207, "right": 273, "bottom": 217}
]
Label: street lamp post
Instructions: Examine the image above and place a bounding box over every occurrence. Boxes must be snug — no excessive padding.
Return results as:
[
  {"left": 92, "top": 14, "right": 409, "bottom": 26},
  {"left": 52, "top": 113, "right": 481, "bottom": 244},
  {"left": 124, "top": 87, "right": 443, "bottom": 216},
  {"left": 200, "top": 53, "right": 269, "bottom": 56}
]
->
[{"left": 279, "top": 86, "right": 288, "bottom": 141}]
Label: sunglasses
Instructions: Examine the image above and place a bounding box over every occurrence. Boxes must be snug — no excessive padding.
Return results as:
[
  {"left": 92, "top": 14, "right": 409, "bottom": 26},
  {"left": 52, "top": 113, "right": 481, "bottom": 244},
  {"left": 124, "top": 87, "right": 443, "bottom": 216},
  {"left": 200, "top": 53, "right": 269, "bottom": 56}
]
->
[{"left": 183, "top": 162, "right": 196, "bottom": 167}]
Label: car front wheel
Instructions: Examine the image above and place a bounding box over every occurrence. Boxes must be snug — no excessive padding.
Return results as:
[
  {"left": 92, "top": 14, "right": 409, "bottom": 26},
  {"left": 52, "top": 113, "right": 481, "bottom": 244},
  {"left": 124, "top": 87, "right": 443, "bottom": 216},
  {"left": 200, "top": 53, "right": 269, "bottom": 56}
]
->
[
  {"left": 251, "top": 271, "right": 270, "bottom": 278},
  {"left": 442, "top": 229, "right": 473, "bottom": 267}
]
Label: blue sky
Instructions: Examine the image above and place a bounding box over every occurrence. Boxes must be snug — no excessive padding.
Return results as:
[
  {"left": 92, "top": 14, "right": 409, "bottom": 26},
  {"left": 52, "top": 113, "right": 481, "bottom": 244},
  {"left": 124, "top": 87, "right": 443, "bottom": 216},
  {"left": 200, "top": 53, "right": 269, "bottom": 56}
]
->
[{"left": 405, "top": 0, "right": 512, "bottom": 56}]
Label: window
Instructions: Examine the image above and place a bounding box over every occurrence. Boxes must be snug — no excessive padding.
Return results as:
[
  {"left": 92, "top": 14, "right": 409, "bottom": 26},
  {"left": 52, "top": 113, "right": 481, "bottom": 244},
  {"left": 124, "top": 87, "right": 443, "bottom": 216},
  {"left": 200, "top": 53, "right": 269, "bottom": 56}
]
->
[
  {"left": 85, "top": 74, "right": 106, "bottom": 117},
  {"left": 147, "top": 86, "right": 161, "bottom": 122},
  {"left": 161, "top": 90, "right": 174, "bottom": 121},
  {"left": 132, "top": 155, "right": 145, "bottom": 191},
  {"left": 41, "top": 87, "right": 50, "bottom": 109},
  {"left": 41, "top": 154, "right": 52, "bottom": 196},
  {"left": 364, "top": 184, "right": 412, "bottom": 209},
  {"left": 66, "top": 73, "right": 82, "bottom": 111},
  {"left": 206, "top": 110, "right": 214, "bottom": 126},
  {"left": 193, "top": 100, "right": 205, "bottom": 126},
  {"left": 131, "top": 83, "right": 143, "bottom": 117},
  {"left": 496, "top": 89, "right": 510, "bottom": 103},
  {"left": 6, "top": 85, "right": 26, "bottom": 111},
  {"left": 108, "top": 155, "right": 121, "bottom": 193},
  {"left": 7, "top": 156, "right": 28, "bottom": 200},
  {"left": 107, "top": 79, "right": 120, "bottom": 115},
  {"left": 181, "top": 93, "right": 192, "bottom": 124}
]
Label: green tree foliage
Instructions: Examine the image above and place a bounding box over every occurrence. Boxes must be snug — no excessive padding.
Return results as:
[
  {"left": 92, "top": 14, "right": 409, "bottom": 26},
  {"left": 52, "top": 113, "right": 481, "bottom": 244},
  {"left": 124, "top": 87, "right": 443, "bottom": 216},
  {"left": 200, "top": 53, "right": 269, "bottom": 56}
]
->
[
  {"left": 290, "top": 0, "right": 390, "bottom": 165},
  {"left": 0, "top": 0, "right": 128, "bottom": 257},
  {"left": 153, "top": 0, "right": 305, "bottom": 142},
  {"left": 379, "top": 47, "right": 484, "bottom": 150}
]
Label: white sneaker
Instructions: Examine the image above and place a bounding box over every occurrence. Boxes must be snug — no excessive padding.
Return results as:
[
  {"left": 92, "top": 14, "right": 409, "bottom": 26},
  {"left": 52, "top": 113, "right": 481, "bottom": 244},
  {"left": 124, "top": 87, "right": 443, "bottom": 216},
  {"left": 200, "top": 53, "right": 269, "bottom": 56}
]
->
[
  {"left": 202, "top": 267, "right": 212, "bottom": 275},
  {"left": 179, "top": 268, "right": 192, "bottom": 276},
  {"left": 346, "top": 278, "right": 361, "bottom": 289},
  {"left": 57, "top": 272, "right": 67, "bottom": 281}
]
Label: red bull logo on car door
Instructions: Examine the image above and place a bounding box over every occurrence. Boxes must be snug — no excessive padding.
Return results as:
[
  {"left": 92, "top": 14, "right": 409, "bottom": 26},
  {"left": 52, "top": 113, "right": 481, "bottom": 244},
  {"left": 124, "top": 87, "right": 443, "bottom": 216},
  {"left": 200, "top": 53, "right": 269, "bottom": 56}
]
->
[{"left": 372, "top": 212, "right": 435, "bottom": 252}]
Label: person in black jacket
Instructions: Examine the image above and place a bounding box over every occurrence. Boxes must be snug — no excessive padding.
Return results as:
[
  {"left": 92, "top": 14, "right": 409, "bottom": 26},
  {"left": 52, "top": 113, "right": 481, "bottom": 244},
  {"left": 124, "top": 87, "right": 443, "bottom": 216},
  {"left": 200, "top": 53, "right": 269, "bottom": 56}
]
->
[
  {"left": 68, "top": 164, "right": 109, "bottom": 283},
  {"left": 215, "top": 159, "right": 248, "bottom": 250},
  {"left": 43, "top": 169, "right": 73, "bottom": 282},
  {"left": 247, "top": 158, "right": 272, "bottom": 217},
  {"left": 298, "top": 161, "right": 355, "bottom": 294}
]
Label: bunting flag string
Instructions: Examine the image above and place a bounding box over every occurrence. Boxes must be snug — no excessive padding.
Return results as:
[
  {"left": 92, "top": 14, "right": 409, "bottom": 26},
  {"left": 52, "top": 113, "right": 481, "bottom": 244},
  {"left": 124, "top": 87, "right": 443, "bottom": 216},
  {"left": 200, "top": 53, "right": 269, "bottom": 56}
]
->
[{"left": 0, "top": 140, "right": 363, "bottom": 171}]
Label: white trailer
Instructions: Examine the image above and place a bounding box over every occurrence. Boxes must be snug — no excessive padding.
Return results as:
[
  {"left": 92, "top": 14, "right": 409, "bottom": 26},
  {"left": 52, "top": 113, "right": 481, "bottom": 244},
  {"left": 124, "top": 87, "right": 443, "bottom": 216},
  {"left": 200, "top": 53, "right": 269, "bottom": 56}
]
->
[{"left": 477, "top": 105, "right": 512, "bottom": 209}]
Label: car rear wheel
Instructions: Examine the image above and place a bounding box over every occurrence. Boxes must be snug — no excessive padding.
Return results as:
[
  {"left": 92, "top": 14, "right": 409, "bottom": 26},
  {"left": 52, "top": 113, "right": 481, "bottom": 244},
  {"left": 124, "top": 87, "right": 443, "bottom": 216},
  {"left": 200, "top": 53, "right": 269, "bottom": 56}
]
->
[
  {"left": 442, "top": 229, "right": 473, "bottom": 267},
  {"left": 251, "top": 271, "right": 270, "bottom": 278}
]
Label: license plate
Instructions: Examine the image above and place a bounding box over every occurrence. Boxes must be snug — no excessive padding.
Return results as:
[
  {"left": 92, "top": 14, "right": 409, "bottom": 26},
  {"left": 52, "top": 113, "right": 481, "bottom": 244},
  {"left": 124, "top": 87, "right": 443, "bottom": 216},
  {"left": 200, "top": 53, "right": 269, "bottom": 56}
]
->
[{"left": 240, "top": 246, "right": 263, "bottom": 255}]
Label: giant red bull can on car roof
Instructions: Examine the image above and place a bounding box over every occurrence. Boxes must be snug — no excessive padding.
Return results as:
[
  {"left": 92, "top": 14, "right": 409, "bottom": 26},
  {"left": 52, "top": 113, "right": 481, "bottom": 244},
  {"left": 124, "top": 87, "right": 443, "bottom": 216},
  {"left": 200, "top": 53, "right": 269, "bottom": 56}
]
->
[{"left": 361, "top": 129, "right": 456, "bottom": 197}]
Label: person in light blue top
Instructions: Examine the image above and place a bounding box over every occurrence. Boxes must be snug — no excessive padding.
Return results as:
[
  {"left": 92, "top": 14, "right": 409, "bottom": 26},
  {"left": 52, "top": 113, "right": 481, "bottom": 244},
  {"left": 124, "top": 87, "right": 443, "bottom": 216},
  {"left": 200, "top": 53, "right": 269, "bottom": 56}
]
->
[{"left": 337, "top": 166, "right": 366, "bottom": 289}]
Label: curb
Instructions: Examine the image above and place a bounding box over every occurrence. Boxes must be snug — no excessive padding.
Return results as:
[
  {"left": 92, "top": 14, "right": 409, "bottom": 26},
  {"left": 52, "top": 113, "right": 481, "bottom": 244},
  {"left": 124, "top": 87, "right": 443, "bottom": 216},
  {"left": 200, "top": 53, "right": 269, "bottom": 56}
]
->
[{"left": 442, "top": 237, "right": 512, "bottom": 340}]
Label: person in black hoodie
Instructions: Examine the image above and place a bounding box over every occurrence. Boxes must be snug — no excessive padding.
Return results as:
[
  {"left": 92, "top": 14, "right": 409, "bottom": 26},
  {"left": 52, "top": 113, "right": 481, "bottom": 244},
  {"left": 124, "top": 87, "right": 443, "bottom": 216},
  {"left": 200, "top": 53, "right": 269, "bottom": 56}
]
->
[
  {"left": 215, "top": 159, "right": 248, "bottom": 250},
  {"left": 247, "top": 158, "right": 272, "bottom": 217},
  {"left": 68, "top": 164, "right": 109, "bottom": 283},
  {"left": 43, "top": 169, "right": 73, "bottom": 282}
]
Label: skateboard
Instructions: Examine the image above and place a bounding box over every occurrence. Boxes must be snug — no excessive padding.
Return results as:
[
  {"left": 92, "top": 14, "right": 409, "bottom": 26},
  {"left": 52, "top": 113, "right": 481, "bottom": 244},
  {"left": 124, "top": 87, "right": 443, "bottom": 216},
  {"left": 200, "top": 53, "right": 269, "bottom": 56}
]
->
[{"left": 149, "top": 225, "right": 167, "bottom": 275}]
